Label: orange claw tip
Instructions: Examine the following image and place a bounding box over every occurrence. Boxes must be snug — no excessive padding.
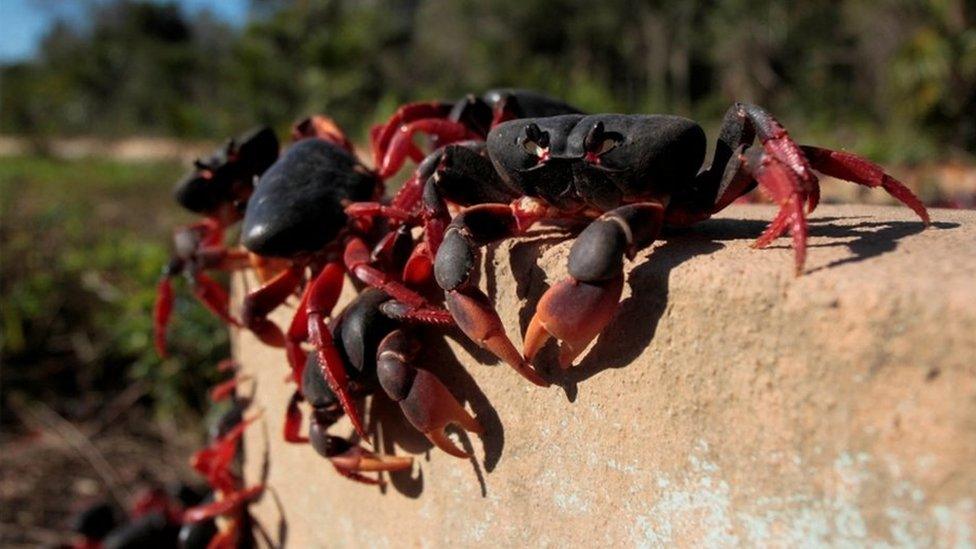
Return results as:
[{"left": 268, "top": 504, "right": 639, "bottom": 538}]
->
[
  {"left": 426, "top": 429, "right": 473, "bottom": 459},
  {"left": 445, "top": 289, "right": 549, "bottom": 387},
  {"left": 523, "top": 275, "right": 624, "bottom": 368},
  {"left": 330, "top": 448, "right": 414, "bottom": 473},
  {"left": 481, "top": 333, "right": 549, "bottom": 387}
]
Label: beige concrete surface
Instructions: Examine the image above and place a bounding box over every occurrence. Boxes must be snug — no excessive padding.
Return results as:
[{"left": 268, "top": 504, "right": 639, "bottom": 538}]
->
[{"left": 232, "top": 204, "right": 975, "bottom": 548}]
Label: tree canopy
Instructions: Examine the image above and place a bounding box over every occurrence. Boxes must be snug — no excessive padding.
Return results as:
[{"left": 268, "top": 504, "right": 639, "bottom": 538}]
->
[{"left": 2, "top": 0, "right": 973, "bottom": 162}]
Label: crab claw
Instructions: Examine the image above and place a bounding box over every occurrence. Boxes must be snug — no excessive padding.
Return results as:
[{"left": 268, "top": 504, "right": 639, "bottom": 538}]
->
[
  {"left": 308, "top": 424, "right": 411, "bottom": 485},
  {"left": 153, "top": 277, "right": 174, "bottom": 358},
  {"left": 283, "top": 390, "right": 309, "bottom": 443},
  {"left": 377, "top": 330, "right": 484, "bottom": 459},
  {"left": 524, "top": 274, "right": 624, "bottom": 368},
  {"left": 445, "top": 289, "right": 548, "bottom": 387}
]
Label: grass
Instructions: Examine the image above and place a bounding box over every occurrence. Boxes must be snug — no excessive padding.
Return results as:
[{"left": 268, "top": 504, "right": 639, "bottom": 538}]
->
[{"left": 1, "top": 154, "right": 230, "bottom": 428}]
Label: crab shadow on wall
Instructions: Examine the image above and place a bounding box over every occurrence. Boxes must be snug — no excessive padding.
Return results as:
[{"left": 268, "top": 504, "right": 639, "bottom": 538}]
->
[{"left": 503, "top": 213, "right": 955, "bottom": 401}]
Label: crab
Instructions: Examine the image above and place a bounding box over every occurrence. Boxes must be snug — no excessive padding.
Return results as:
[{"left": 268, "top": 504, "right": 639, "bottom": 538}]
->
[
  {"left": 238, "top": 117, "right": 453, "bottom": 440},
  {"left": 409, "top": 103, "right": 931, "bottom": 374},
  {"left": 283, "top": 288, "right": 483, "bottom": 484},
  {"left": 153, "top": 126, "right": 280, "bottom": 357}
]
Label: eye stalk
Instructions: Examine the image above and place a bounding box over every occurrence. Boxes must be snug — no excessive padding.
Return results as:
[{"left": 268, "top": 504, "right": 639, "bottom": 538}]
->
[
  {"left": 522, "top": 123, "right": 550, "bottom": 159},
  {"left": 584, "top": 121, "right": 620, "bottom": 163}
]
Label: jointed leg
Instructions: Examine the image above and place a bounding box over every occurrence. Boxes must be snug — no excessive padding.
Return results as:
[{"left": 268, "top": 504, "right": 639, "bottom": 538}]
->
[
  {"left": 684, "top": 102, "right": 929, "bottom": 275},
  {"left": 241, "top": 265, "right": 304, "bottom": 347}
]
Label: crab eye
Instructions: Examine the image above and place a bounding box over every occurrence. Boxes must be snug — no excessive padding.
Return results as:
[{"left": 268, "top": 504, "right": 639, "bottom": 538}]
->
[
  {"left": 583, "top": 121, "right": 621, "bottom": 160},
  {"left": 522, "top": 123, "right": 550, "bottom": 157}
]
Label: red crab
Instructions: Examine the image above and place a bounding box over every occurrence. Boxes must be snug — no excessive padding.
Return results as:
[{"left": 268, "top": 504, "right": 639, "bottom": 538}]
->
[{"left": 153, "top": 127, "right": 280, "bottom": 357}]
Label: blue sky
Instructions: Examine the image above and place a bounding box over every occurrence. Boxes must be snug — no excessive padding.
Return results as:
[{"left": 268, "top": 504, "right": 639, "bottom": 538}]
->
[{"left": 0, "top": 0, "right": 250, "bottom": 63}]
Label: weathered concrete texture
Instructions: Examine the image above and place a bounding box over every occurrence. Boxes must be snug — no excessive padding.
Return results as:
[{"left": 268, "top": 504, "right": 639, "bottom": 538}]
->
[{"left": 233, "top": 205, "right": 976, "bottom": 548}]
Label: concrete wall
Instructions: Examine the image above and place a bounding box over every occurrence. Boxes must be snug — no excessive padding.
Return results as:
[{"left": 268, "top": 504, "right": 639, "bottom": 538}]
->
[{"left": 233, "top": 205, "right": 975, "bottom": 547}]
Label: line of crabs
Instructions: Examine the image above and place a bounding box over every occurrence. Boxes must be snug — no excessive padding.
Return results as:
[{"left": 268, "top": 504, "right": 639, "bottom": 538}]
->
[{"left": 144, "top": 89, "right": 928, "bottom": 548}]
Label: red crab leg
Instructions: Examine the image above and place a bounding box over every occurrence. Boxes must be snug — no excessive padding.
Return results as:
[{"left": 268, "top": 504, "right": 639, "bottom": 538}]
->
[
  {"left": 153, "top": 277, "right": 174, "bottom": 358},
  {"left": 192, "top": 272, "right": 240, "bottom": 327},
  {"left": 390, "top": 172, "right": 425, "bottom": 212},
  {"left": 745, "top": 152, "right": 812, "bottom": 275},
  {"left": 372, "top": 102, "right": 454, "bottom": 167},
  {"left": 191, "top": 415, "right": 258, "bottom": 478},
  {"left": 330, "top": 445, "right": 413, "bottom": 485},
  {"left": 206, "top": 525, "right": 240, "bottom": 549},
  {"left": 800, "top": 146, "right": 930, "bottom": 224},
  {"left": 718, "top": 104, "right": 929, "bottom": 275},
  {"left": 402, "top": 242, "right": 433, "bottom": 286},
  {"left": 378, "top": 119, "right": 480, "bottom": 179},
  {"left": 344, "top": 202, "right": 416, "bottom": 224},
  {"left": 182, "top": 485, "right": 264, "bottom": 523},
  {"left": 195, "top": 217, "right": 224, "bottom": 247},
  {"left": 285, "top": 281, "right": 313, "bottom": 384},
  {"left": 241, "top": 265, "right": 304, "bottom": 347},
  {"left": 343, "top": 237, "right": 452, "bottom": 325},
  {"left": 303, "top": 263, "right": 369, "bottom": 439}
]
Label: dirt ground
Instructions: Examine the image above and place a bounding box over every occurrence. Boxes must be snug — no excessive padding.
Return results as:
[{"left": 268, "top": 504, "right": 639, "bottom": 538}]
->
[{"left": 0, "top": 403, "right": 201, "bottom": 548}]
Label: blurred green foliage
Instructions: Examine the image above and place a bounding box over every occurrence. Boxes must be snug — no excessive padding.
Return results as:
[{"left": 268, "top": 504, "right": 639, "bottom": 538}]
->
[
  {"left": 1, "top": 0, "right": 974, "bottom": 163},
  {"left": 0, "top": 156, "right": 229, "bottom": 426}
]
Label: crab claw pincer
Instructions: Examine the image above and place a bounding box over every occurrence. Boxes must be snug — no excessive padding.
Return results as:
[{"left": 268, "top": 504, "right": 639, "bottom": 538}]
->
[
  {"left": 523, "top": 274, "right": 624, "bottom": 368},
  {"left": 377, "top": 330, "right": 484, "bottom": 459},
  {"left": 309, "top": 425, "right": 412, "bottom": 485},
  {"left": 445, "top": 289, "right": 548, "bottom": 387}
]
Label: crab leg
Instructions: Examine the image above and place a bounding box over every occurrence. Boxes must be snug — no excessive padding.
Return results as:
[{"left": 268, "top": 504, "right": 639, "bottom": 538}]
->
[
  {"left": 371, "top": 101, "right": 454, "bottom": 168},
  {"left": 343, "top": 236, "right": 453, "bottom": 325},
  {"left": 241, "top": 264, "right": 304, "bottom": 347},
  {"left": 292, "top": 115, "right": 356, "bottom": 154},
  {"left": 182, "top": 485, "right": 264, "bottom": 523},
  {"left": 376, "top": 330, "right": 483, "bottom": 458},
  {"left": 296, "top": 262, "right": 372, "bottom": 439},
  {"left": 153, "top": 276, "right": 175, "bottom": 357},
  {"left": 209, "top": 375, "right": 250, "bottom": 403},
  {"left": 284, "top": 282, "right": 313, "bottom": 384},
  {"left": 800, "top": 146, "right": 929, "bottom": 224},
  {"left": 378, "top": 119, "right": 481, "bottom": 179},
  {"left": 702, "top": 103, "right": 929, "bottom": 275},
  {"left": 308, "top": 426, "right": 412, "bottom": 485},
  {"left": 524, "top": 202, "right": 665, "bottom": 367},
  {"left": 191, "top": 272, "right": 239, "bottom": 326}
]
